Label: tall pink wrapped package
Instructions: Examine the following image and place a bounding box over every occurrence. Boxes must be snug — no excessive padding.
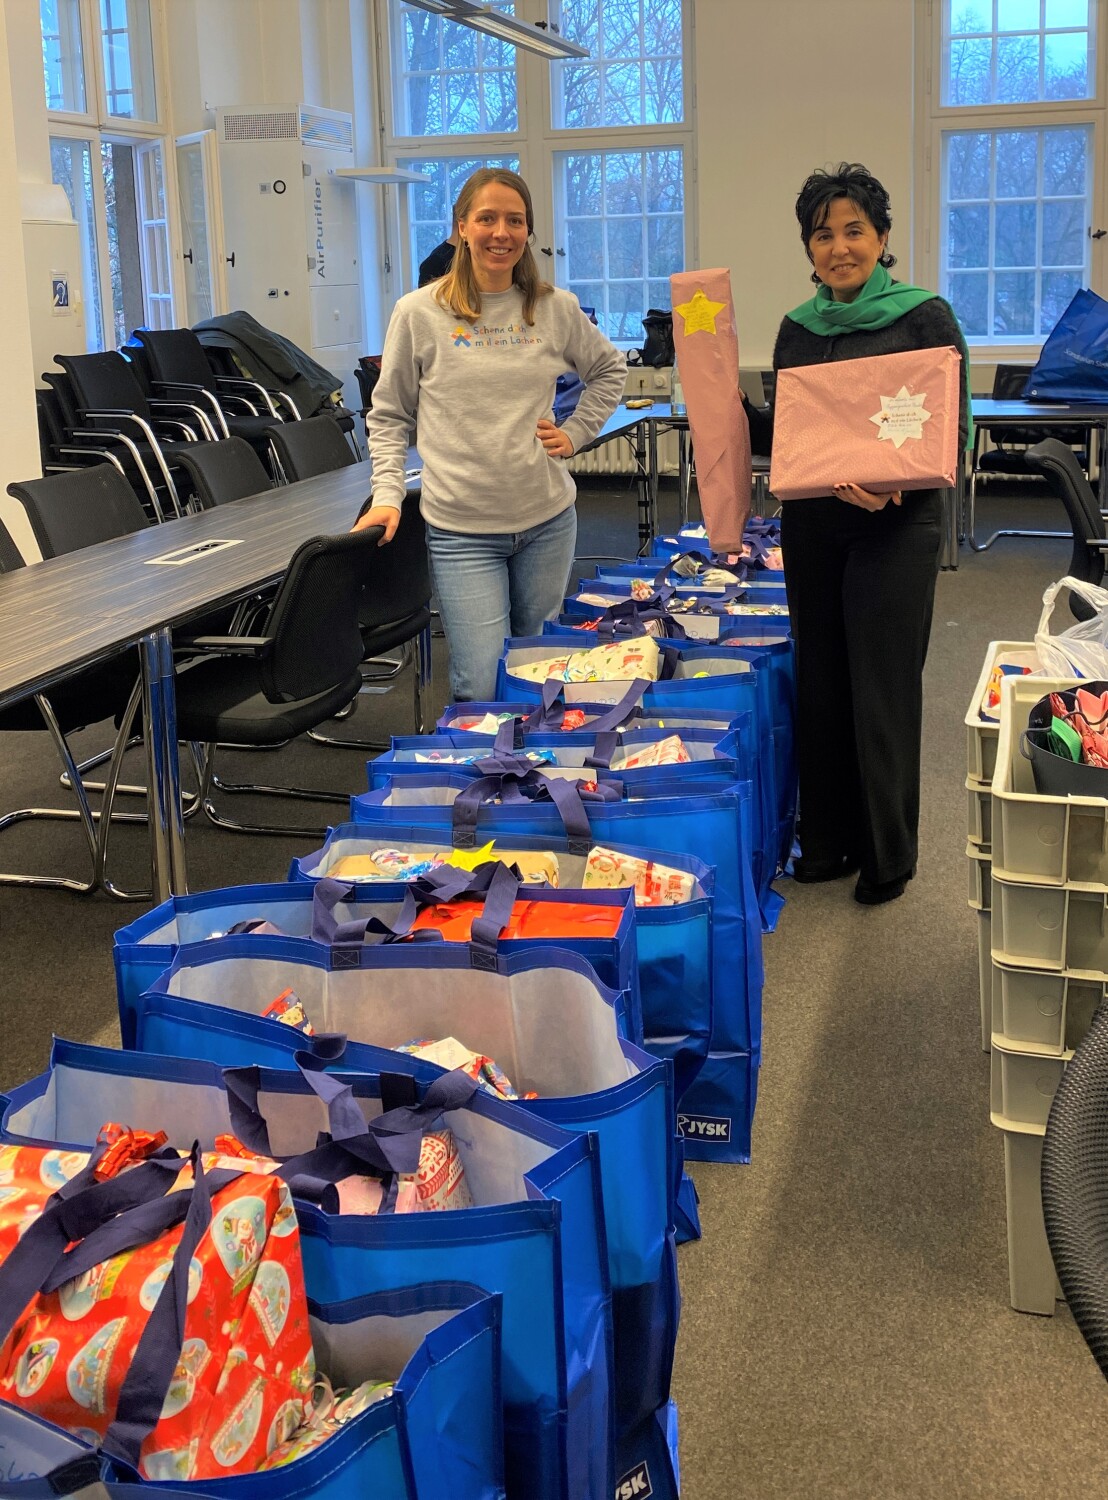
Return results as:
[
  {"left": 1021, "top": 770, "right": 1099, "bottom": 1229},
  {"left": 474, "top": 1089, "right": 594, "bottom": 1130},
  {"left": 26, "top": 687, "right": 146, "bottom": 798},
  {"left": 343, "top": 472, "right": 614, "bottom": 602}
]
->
[
  {"left": 769, "top": 345, "right": 962, "bottom": 501},
  {"left": 669, "top": 268, "right": 751, "bottom": 550}
]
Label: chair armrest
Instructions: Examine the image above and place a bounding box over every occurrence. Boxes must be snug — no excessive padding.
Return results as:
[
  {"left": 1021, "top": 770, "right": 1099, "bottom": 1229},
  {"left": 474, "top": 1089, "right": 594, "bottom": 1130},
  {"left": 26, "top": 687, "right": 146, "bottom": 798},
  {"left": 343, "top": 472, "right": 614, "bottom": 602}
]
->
[
  {"left": 216, "top": 377, "right": 278, "bottom": 418},
  {"left": 174, "top": 635, "right": 271, "bottom": 656}
]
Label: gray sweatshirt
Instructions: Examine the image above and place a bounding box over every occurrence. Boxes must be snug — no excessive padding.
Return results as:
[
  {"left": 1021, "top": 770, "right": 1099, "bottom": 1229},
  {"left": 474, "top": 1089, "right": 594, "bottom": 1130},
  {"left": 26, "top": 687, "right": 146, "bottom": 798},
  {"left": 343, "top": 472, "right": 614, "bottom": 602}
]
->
[{"left": 368, "top": 284, "right": 626, "bottom": 533}]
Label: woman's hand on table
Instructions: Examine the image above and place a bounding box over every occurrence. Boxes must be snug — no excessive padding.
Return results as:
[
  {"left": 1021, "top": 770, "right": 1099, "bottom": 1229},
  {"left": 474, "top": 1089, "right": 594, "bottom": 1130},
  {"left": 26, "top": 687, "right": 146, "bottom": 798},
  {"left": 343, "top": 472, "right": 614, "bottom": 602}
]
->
[
  {"left": 537, "top": 418, "right": 575, "bottom": 459},
  {"left": 352, "top": 504, "right": 401, "bottom": 543},
  {"left": 833, "top": 483, "right": 902, "bottom": 512}
]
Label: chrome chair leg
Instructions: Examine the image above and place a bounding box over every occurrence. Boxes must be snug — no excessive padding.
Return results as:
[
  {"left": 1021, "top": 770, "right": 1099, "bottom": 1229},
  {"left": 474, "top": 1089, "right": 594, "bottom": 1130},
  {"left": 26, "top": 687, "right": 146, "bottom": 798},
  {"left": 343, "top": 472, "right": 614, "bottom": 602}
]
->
[
  {"left": 95, "top": 676, "right": 153, "bottom": 901},
  {"left": 197, "top": 743, "right": 347, "bottom": 837},
  {"left": 306, "top": 639, "right": 428, "bottom": 751}
]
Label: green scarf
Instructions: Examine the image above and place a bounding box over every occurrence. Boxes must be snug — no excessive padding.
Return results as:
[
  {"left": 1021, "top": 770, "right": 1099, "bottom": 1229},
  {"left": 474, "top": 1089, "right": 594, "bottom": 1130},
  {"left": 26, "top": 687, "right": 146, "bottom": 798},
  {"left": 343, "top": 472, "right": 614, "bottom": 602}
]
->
[{"left": 786, "top": 263, "right": 974, "bottom": 450}]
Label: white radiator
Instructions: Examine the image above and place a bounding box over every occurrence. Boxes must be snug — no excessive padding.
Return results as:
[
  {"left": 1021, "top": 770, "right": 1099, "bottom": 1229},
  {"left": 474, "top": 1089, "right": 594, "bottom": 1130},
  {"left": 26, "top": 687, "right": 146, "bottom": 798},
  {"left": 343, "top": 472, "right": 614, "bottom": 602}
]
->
[{"left": 570, "top": 427, "right": 680, "bottom": 478}]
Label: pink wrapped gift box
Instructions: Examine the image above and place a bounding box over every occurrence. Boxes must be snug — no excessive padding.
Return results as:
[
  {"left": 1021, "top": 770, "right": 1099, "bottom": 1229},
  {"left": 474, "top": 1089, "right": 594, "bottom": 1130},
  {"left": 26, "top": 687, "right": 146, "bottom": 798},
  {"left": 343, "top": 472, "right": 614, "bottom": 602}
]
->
[{"left": 769, "top": 345, "right": 962, "bottom": 501}]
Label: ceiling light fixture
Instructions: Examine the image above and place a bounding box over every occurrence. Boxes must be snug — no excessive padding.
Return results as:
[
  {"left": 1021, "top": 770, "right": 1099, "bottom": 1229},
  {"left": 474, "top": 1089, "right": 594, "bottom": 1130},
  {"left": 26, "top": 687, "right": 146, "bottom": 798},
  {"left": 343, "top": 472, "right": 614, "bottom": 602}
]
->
[{"left": 403, "top": 0, "right": 589, "bottom": 60}]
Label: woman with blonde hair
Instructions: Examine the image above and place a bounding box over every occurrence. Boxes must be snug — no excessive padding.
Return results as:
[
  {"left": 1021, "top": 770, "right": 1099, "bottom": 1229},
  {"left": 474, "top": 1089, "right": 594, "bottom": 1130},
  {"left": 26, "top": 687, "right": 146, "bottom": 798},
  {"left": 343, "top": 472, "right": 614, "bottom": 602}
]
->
[{"left": 358, "top": 166, "right": 626, "bottom": 701}]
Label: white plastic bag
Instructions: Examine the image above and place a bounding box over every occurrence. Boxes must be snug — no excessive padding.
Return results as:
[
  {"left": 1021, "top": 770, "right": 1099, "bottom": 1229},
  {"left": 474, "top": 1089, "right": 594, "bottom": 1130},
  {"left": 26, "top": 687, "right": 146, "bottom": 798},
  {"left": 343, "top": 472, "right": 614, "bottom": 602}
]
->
[{"left": 1034, "top": 575, "right": 1108, "bottom": 679}]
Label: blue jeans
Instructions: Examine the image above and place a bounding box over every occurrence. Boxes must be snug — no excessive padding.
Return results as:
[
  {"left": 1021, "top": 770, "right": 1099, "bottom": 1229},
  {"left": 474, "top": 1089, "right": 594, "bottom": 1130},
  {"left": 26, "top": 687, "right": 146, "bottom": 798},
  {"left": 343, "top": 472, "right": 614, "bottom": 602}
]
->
[{"left": 426, "top": 506, "right": 578, "bottom": 701}]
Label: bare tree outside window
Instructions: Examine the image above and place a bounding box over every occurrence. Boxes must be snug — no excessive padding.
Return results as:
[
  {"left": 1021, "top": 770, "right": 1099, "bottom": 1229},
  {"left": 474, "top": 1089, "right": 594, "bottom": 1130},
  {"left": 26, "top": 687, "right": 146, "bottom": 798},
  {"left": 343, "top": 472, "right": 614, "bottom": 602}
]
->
[
  {"left": 940, "top": 0, "right": 1093, "bottom": 342},
  {"left": 394, "top": 0, "right": 518, "bottom": 136}
]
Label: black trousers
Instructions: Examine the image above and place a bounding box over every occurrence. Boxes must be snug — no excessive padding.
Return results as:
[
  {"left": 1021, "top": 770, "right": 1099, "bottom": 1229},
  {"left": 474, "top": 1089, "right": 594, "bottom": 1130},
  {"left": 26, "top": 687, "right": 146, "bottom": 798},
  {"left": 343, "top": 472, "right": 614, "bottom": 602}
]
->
[{"left": 780, "top": 490, "right": 943, "bottom": 884}]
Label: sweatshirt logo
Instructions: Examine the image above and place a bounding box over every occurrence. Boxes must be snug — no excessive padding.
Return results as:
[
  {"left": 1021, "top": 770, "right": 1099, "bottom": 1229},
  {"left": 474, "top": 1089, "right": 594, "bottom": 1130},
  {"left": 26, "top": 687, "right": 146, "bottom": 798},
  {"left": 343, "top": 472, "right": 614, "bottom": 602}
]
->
[{"left": 452, "top": 326, "right": 472, "bottom": 348}]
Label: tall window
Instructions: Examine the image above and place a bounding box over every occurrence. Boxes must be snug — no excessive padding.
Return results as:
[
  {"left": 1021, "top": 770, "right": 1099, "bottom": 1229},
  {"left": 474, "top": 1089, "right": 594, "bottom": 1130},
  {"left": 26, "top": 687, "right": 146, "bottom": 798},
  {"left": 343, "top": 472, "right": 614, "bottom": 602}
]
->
[
  {"left": 926, "top": 0, "right": 1101, "bottom": 346},
  {"left": 383, "top": 0, "right": 692, "bottom": 347},
  {"left": 41, "top": 0, "right": 174, "bottom": 350}
]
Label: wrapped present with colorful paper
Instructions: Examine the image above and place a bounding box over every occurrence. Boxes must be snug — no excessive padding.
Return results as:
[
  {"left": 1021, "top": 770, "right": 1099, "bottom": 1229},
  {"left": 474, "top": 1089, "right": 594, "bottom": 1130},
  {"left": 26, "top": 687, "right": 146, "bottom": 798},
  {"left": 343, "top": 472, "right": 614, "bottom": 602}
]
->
[
  {"left": 508, "top": 636, "right": 661, "bottom": 685},
  {"left": 262, "top": 987, "right": 315, "bottom": 1035},
  {"left": 328, "top": 844, "right": 560, "bottom": 885},
  {"left": 258, "top": 1376, "right": 396, "bottom": 1470},
  {"left": 395, "top": 1035, "right": 535, "bottom": 1101},
  {"left": 582, "top": 845, "right": 696, "bottom": 906},
  {"left": 410, "top": 896, "right": 625, "bottom": 943},
  {"left": 332, "top": 1128, "right": 474, "bottom": 1216},
  {"left": 0, "top": 1136, "right": 315, "bottom": 1483},
  {"left": 769, "top": 344, "right": 962, "bottom": 500},
  {"left": 611, "top": 734, "right": 691, "bottom": 770}
]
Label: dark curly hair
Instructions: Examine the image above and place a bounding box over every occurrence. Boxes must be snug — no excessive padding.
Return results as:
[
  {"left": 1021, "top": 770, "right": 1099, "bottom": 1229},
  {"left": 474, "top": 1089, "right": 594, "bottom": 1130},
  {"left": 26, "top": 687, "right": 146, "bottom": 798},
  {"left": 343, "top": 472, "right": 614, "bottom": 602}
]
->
[{"left": 796, "top": 162, "right": 897, "bottom": 284}]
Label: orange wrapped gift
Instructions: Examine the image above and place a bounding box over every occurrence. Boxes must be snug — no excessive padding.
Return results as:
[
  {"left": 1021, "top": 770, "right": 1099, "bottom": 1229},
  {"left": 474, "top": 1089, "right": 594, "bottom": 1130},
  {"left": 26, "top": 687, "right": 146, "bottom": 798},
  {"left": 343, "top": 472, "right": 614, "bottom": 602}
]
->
[
  {"left": 769, "top": 345, "right": 962, "bottom": 501},
  {"left": 0, "top": 1137, "right": 315, "bottom": 1483},
  {"left": 412, "top": 897, "right": 623, "bottom": 943}
]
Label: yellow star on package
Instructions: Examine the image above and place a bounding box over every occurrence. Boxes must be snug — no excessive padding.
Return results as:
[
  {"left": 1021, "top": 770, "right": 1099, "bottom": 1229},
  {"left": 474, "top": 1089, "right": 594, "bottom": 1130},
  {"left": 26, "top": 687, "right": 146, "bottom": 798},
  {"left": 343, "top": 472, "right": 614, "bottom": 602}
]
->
[
  {"left": 673, "top": 288, "right": 727, "bottom": 337},
  {"left": 442, "top": 840, "right": 499, "bottom": 871},
  {"left": 868, "top": 386, "right": 932, "bottom": 450}
]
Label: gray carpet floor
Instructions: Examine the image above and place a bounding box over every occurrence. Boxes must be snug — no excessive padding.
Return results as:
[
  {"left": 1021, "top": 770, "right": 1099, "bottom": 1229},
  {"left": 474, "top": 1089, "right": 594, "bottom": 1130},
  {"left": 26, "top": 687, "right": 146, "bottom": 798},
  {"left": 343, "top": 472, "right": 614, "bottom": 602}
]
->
[{"left": 0, "top": 476, "right": 1105, "bottom": 1498}]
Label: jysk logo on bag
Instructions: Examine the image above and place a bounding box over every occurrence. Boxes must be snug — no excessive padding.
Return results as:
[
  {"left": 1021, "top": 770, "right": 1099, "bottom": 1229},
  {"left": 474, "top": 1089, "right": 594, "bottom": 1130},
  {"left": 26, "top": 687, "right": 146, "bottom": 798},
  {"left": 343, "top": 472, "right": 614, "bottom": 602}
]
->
[
  {"left": 677, "top": 1112, "right": 731, "bottom": 1142},
  {"left": 615, "top": 1462, "right": 653, "bottom": 1498}
]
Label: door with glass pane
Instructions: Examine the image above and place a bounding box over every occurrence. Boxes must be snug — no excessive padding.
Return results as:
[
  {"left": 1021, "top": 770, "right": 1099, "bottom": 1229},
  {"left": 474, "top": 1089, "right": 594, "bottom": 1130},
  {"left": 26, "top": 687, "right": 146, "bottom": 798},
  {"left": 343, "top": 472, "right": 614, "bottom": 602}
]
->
[
  {"left": 134, "top": 139, "right": 174, "bottom": 329},
  {"left": 175, "top": 131, "right": 226, "bottom": 324}
]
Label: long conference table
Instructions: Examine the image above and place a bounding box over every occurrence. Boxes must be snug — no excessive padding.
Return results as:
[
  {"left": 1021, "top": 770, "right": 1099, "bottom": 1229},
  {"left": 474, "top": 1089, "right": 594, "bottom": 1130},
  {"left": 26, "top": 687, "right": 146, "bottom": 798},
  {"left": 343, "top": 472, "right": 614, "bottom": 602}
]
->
[{"left": 0, "top": 461, "right": 379, "bottom": 902}]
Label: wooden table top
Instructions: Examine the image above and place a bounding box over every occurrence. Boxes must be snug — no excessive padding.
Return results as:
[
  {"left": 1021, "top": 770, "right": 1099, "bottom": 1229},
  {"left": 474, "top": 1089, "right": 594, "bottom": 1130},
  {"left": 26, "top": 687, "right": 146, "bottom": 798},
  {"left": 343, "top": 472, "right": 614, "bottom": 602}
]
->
[{"left": 0, "top": 461, "right": 376, "bottom": 706}]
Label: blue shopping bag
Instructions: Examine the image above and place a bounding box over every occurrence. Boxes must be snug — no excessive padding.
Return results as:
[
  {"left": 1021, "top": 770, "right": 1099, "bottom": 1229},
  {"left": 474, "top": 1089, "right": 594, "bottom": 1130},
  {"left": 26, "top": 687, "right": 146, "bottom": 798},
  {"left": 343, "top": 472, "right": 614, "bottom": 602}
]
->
[
  {"left": 1026, "top": 286, "right": 1108, "bottom": 400},
  {"left": 0, "top": 1283, "right": 504, "bottom": 1500},
  {"left": 2, "top": 1041, "right": 613, "bottom": 1500},
  {"left": 352, "top": 768, "right": 761, "bottom": 1162},
  {"left": 113, "top": 867, "right": 640, "bottom": 1053},
  {"left": 493, "top": 634, "right": 791, "bottom": 903},
  {"left": 128, "top": 939, "right": 678, "bottom": 1483},
  {"left": 291, "top": 825, "right": 714, "bottom": 1111}
]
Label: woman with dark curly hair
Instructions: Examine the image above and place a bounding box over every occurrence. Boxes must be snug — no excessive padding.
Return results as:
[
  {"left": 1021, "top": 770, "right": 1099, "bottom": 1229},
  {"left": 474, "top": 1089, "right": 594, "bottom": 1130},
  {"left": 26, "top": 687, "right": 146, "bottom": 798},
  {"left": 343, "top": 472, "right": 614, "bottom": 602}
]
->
[{"left": 746, "top": 163, "right": 970, "bottom": 905}]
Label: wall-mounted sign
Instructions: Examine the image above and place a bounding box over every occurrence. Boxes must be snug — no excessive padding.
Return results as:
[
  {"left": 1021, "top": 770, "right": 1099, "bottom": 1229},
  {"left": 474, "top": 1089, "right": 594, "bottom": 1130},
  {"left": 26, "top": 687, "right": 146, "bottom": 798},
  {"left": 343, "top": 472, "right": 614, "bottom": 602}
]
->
[{"left": 51, "top": 272, "right": 69, "bottom": 313}]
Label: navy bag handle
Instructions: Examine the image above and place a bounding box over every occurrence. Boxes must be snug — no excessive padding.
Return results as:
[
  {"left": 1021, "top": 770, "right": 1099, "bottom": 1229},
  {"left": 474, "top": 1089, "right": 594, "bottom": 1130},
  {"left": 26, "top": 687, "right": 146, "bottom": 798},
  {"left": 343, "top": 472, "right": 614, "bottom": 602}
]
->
[
  {"left": 0, "top": 1147, "right": 237, "bottom": 1473},
  {"left": 311, "top": 876, "right": 421, "bottom": 946},
  {"left": 222, "top": 1058, "right": 478, "bottom": 1177},
  {"left": 451, "top": 766, "right": 620, "bottom": 854}
]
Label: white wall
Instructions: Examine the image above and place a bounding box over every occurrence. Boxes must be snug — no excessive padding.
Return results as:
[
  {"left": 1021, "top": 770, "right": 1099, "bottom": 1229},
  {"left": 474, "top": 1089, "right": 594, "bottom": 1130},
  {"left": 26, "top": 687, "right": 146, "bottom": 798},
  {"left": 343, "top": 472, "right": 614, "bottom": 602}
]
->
[
  {"left": 0, "top": 4, "right": 46, "bottom": 561},
  {"left": 693, "top": 0, "right": 917, "bottom": 368}
]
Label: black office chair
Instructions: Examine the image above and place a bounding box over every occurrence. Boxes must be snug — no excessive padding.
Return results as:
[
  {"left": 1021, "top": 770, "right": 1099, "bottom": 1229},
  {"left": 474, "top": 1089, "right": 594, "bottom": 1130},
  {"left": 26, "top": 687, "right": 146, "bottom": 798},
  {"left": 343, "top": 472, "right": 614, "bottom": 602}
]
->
[
  {"left": 131, "top": 328, "right": 283, "bottom": 467},
  {"left": 1041, "top": 1001, "right": 1108, "bottom": 1379},
  {"left": 0, "top": 469, "right": 146, "bottom": 896},
  {"left": 309, "top": 490, "right": 432, "bottom": 748},
  {"left": 967, "top": 364, "right": 1094, "bottom": 551},
  {"left": 53, "top": 351, "right": 206, "bottom": 519},
  {"left": 171, "top": 437, "right": 274, "bottom": 511},
  {"left": 1023, "top": 439, "right": 1108, "bottom": 620},
  {"left": 268, "top": 414, "right": 357, "bottom": 483},
  {"left": 176, "top": 527, "right": 385, "bottom": 836}
]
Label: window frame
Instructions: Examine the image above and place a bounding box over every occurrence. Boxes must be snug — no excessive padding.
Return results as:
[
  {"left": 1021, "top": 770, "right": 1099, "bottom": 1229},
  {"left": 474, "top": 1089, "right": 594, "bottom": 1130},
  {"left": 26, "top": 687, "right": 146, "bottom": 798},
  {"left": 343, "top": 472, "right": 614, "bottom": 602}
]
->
[
  {"left": 375, "top": 0, "right": 696, "bottom": 345},
  {"left": 42, "top": 0, "right": 182, "bottom": 349},
  {"left": 917, "top": 0, "right": 1108, "bottom": 356}
]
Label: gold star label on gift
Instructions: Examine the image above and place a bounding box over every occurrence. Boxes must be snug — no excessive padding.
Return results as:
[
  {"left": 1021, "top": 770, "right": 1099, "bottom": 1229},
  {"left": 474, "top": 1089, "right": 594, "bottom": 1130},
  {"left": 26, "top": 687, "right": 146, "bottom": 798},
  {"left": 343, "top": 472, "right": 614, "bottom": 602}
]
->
[
  {"left": 673, "top": 289, "right": 727, "bottom": 336},
  {"left": 868, "top": 386, "right": 932, "bottom": 450}
]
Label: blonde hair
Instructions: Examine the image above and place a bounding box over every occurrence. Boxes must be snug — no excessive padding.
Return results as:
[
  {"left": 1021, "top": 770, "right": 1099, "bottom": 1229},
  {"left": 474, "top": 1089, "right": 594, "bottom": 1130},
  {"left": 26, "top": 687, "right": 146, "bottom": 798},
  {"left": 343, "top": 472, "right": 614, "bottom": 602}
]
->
[{"left": 434, "top": 168, "right": 553, "bottom": 326}]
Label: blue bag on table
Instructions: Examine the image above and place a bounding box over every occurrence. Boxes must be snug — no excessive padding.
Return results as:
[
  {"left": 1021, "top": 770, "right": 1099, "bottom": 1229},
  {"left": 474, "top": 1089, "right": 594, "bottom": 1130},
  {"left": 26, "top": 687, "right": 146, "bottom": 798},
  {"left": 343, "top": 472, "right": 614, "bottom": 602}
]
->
[
  {"left": 114, "top": 863, "right": 640, "bottom": 1053},
  {"left": 130, "top": 936, "right": 679, "bottom": 1486},
  {"left": 0, "top": 1280, "right": 504, "bottom": 1500},
  {"left": 2, "top": 1041, "right": 612, "bottom": 1500},
  {"left": 352, "top": 767, "right": 761, "bottom": 1163},
  {"left": 1026, "top": 286, "right": 1108, "bottom": 401}
]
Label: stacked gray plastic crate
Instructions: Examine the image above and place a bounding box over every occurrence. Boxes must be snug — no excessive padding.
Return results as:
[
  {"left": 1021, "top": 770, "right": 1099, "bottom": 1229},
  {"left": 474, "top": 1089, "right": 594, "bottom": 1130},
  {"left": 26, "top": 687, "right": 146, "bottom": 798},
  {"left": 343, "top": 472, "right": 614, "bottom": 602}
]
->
[
  {"left": 965, "top": 644, "right": 1040, "bottom": 1052},
  {"left": 985, "top": 669, "right": 1108, "bottom": 1314}
]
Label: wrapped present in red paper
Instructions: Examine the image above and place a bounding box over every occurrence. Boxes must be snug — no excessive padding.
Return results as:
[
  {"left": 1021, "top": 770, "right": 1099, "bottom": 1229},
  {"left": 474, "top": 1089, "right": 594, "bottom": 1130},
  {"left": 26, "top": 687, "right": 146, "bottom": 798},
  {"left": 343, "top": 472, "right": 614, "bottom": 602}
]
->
[
  {"left": 0, "top": 1136, "right": 315, "bottom": 1483},
  {"left": 769, "top": 345, "right": 962, "bottom": 501},
  {"left": 411, "top": 897, "right": 623, "bottom": 943}
]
